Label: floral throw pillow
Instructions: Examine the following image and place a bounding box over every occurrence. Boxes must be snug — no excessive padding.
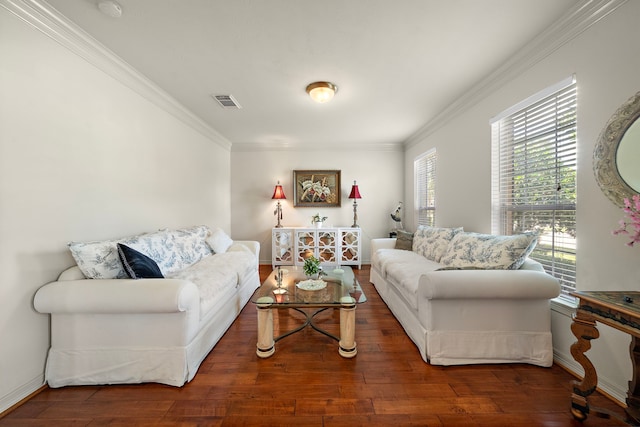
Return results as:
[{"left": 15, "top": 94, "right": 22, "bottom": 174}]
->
[
  {"left": 69, "top": 225, "right": 213, "bottom": 279},
  {"left": 160, "top": 225, "right": 213, "bottom": 274},
  {"left": 439, "top": 232, "right": 538, "bottom": 270},
  {"left": 412, "top": 226, "right": 464, "bottom": 262},
  {"left": 69, "top": 233, "right": 152, "bottom": 279}
]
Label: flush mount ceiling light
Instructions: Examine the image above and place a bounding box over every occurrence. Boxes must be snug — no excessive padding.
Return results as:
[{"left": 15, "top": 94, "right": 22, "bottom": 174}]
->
[{"left": 306, "top": 81, "right": 338, "bottom": 103}]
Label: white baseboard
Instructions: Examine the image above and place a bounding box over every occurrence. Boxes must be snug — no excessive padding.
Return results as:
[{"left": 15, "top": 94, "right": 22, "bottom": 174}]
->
[
  {"left": 0, "top": 374, "right": 44, "bottom": 415},
  {"left": 551, "top": 299, "right": 628, "bottom": 405}
]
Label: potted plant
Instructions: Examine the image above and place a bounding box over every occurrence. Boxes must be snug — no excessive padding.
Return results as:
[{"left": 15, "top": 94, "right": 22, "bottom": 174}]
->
[
  {"left": 303, "top": 255, "right": 321, "bottom": 278},
  {"left": 311, "top": 213, "right": 327, "bottom": 228}
]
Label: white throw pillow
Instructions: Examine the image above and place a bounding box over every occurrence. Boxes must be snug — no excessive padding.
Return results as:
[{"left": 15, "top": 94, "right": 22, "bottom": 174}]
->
[
  {"left": 439, "top": 232, "right": 538, "bottom": 270},
  {"left": 207, "top": 228, "right": 234, "bottom": 253}
]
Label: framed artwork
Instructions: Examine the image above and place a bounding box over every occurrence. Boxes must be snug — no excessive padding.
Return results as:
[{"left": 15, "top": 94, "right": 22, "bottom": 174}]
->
[{"left": 293, "top": 170, "right": 341, "bottom": 207}]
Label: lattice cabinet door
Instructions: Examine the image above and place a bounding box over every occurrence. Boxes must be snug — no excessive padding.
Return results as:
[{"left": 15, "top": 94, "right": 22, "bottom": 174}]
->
[
  {"left": 339, "top": 228, "right": 361, "bottom": 268},
  {"left": 317, "top": 230, "right": 338, "bottom": 264},
  {"left": 272, "top": 228, "right": 294, "bottom": 267},
  {"left": 294, "top": 228, "right": 316, "bottom": 265}
]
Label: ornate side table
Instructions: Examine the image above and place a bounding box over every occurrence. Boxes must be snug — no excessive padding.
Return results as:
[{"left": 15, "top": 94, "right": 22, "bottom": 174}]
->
[{"left": 570, "top": 291, "right": 640, "bottom": 423}]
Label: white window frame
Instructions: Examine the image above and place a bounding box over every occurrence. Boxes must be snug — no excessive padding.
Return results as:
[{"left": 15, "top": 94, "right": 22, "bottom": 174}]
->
[
  {"left": 414, "top": 148, "right": 437, "bottom": 227},
  {"left": 491, "top": 76, "right": 577, "bottom": 301}
]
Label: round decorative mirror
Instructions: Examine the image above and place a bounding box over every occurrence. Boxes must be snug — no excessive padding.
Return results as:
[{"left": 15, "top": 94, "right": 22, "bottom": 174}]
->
[{"left": 593, "top": 91, "right": 640, "bottom": 207}]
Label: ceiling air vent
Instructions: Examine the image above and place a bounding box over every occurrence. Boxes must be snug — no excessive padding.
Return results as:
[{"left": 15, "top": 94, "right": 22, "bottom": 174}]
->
[{"left": 212, "top": 94, "right": 242, "bottom": 109}]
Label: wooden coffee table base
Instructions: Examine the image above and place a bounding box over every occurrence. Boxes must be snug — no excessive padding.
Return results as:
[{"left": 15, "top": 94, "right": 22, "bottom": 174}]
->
[{"left": 256, "top": 299, "right": 357, "bottom": 359}]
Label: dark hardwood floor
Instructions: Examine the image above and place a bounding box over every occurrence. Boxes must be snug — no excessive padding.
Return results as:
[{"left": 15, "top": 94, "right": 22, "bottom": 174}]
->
[{"left": 2, "top": 265, "right": 628, "bottom": 426}]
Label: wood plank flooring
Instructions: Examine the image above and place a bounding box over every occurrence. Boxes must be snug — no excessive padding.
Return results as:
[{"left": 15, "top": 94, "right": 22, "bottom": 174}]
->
[{"left": 1, "top": 265, "right": 628, "bottom": 426}]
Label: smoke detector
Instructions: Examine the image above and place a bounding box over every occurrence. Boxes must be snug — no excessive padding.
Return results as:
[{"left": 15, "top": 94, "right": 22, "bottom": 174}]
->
[{"left": 98, "top": 0, "right": 123, "bottom": 18}]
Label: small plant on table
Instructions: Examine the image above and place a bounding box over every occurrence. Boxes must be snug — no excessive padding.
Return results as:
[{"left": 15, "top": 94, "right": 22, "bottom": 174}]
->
[
  {"left": 311, "top": 213, "right": 327, "bottom": 225},
  {"left": 303, "top": 255, "right": 321, "bottom": 277}
]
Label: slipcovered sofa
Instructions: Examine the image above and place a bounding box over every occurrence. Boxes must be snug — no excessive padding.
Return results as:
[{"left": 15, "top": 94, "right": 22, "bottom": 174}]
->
[
  {"left": 370, "top": 226, "right": 560, "bottom": 367},
  {"left": 34, "top": 225, "right": 260, "bottom": 387}
]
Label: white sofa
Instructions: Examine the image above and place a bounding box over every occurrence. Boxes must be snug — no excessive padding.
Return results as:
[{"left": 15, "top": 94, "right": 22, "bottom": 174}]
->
[
  {"left": 34, "top": 225, "right": 260, "bottom": 387},
  {"left": 370, "top": 227, "right": 560, "bottom": 367}
]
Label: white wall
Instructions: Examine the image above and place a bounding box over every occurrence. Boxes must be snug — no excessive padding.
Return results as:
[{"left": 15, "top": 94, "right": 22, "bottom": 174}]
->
[
  {"left": 404, "top": 1, "right": 640, "bottom": 403},
  {"left": 0, "top": 4, "right": 231, "bottom": 412},
  {"left": 230, "top": 148, "right": 404, "bottom": 264}
]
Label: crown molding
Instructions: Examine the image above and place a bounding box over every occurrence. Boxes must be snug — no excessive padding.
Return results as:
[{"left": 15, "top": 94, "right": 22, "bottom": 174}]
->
[
  {"left": 0, "top": 0, "right": 232, "bottom": 150},
  {"left": 230, "top": 141, "right": 404, "bottom": 152},
  {"left": 404, "top": 0, "right": 628, "bottom": 148}
]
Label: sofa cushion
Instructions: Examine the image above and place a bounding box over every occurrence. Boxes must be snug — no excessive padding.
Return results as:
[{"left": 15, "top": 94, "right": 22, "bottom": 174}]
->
[
  {"left": 227, "top": 242, "right": 253, "bottom": 254},
  {"left": 395, "top": 230, "right": 414, "bottom": 251},
  {"left": 117, "top": 244, "right": 164, "bottom": 279},
  {"left": 373, "top": 248, "right": 421, "bottom": 277},
  {"left": 439, "top": 232, "right": 537, "bottom": 270},
  {"left": 373, "top": 248, "right": 441, "bottom": 310},
  {"left": 412, "top": 226, "right": 463, "bottom": 262},
  {"left": 206, "top": 228, "right": 234, "bottom": 254},
  {"left": 167, "top": 250, "right": 256, "bottom": 317},
  {"left": 69, "top": 225, "right": 213, "bottom": 279}
]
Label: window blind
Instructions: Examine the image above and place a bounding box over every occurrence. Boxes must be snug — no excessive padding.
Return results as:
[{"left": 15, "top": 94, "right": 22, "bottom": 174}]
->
[
  {"left": 491, "top": 81, "right": 577, "bottom": 300},
  {"left": 415, "top": 149, "right": 437, "bottom": 227}
]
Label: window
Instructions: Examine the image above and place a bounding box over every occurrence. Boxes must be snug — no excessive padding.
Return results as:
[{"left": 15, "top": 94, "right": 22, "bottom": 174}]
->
[
  {"left": 491, "top": 77, "right": 577, "bottom": 300},
  {"left": 415, "top": 149, "right": 437, "bottom": 227}
]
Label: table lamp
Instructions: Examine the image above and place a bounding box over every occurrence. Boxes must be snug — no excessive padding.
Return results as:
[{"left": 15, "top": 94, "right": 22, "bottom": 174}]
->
[
  {"left": 272, "top": 181, "right": 286, "bottom": 228},
  {"left": 348, "top": 180, "right": 362, "bottom": 227}
]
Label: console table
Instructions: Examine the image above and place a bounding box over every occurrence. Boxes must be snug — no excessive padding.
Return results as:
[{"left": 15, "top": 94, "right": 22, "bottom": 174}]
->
[
  {"left": 570, "top": 291, "right": 640, "bottom": 423},
  {"left": 272, "top": 227, "right": 361, "bottom": 269}
]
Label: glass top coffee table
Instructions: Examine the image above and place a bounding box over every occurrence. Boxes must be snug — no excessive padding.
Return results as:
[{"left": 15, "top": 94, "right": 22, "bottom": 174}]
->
[{"left": 250, "top": 265, "right": 366, "bottom": 358}]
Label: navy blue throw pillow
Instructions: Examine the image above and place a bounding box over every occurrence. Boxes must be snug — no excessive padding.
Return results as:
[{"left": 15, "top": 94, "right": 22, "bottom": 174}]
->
[{"left": 117, "top": 243, "right": 164, "bottom": 279}]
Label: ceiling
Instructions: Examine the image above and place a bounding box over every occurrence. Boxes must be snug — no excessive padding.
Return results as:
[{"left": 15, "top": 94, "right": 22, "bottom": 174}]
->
[{"left": 44, "top": 0, "right": 580, "bottom": 149}]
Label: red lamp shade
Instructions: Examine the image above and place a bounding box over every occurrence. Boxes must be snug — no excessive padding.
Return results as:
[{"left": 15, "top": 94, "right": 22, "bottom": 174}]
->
[
  {"left": 272, "top": 183, "right": 286, "bottom": 200},
  {"left": 348, "top": 181, "right": 362, "bottom": 199}
]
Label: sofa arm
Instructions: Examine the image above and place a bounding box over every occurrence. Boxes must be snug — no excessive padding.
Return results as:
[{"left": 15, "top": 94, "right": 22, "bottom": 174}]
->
[
  {"left": 58, "top": 266, "right": 86, "bottom": 281},
  {"left": 34, "top": 278, "right": 200, "bottom": 315},
  {"left": 419, "top": 269, "right": 560, "bottom": 300},
  {"left": 231, "top": 240, "right": 260, "bottom": 269},
  {"left": 371, "top": 238, "right": 397, "bottom": 256}
]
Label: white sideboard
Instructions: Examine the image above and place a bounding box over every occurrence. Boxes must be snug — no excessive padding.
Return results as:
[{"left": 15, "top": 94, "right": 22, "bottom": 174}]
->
[{"left": 272, "top": 227, "right": 361, "bottom": 269}]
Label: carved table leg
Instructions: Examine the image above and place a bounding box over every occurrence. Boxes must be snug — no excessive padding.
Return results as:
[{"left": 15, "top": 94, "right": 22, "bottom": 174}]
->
[
  {"left": 339, "top": 297, "right": 357, "bottom": 358},
  {"left": 570, "top": 310, "right": 599, "bottom": 421},
  {"left": 626, "top": 336, "right": 640, "bottom": 423},
  {"left": 256, "top": 301, "right": 275, "bottom": 358}
]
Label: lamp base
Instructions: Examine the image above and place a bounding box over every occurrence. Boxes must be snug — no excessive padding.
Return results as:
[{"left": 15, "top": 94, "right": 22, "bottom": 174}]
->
[
  {"left": 351, "top": 200, "right": 359, "bottom": 228},
  {"left": 274, "top": 201, "right": 283, "bottom": 228}
]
